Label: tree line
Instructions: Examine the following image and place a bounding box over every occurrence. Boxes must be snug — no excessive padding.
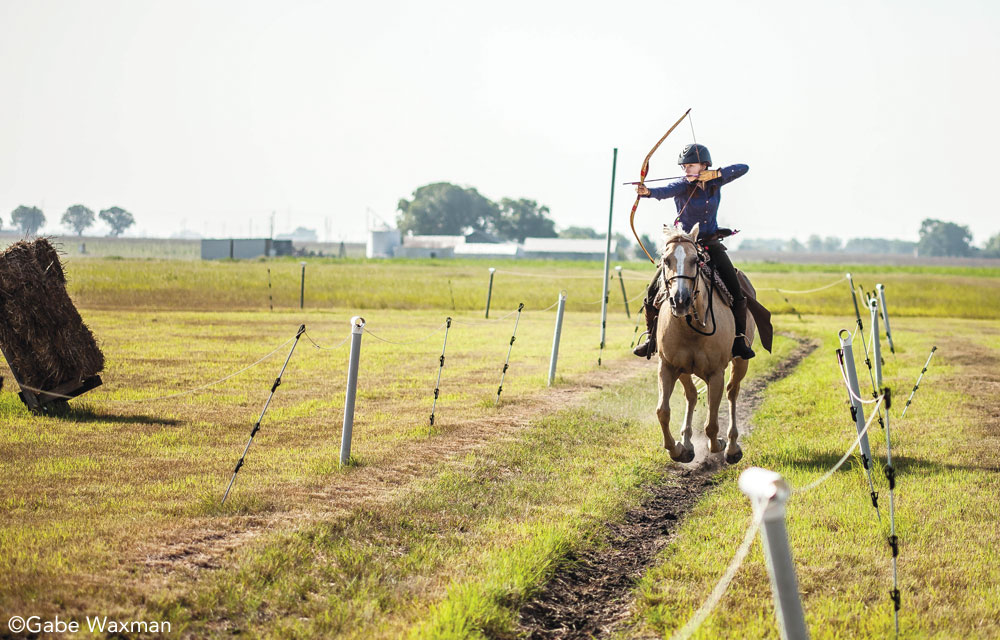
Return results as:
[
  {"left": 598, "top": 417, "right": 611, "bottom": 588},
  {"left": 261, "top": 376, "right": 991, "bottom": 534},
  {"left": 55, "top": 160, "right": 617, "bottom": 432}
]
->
[
  {"left": 739, "top": 219, "right": 1000, "bottom": 258},
  {"left": 4, "top": 205, "right": 135, "bottom": 237}
]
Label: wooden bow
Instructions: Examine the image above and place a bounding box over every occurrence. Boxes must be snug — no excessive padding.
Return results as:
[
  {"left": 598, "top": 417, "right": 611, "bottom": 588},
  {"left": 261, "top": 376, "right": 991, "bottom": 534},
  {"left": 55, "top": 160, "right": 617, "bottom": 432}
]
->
[{"left": 629, "top": 108, "right": 691, "bottom": 263}]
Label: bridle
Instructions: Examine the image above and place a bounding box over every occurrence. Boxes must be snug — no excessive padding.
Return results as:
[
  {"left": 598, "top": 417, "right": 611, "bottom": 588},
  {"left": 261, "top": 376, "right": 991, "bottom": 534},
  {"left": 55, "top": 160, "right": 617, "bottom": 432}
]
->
[{"left": 661, "top": 236, "right": 718, "bottom": 336}]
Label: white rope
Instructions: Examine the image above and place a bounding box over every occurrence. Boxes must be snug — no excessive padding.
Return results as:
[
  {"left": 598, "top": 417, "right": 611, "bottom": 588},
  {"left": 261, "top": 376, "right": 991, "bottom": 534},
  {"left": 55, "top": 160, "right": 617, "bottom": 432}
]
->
[
  {"left": 523, "top": 299, "right": 562, "bottom": 314},
  {"left": 670, "top": 513, "right": 762, "bottom": 640},
  {"left": 493, "top": 268, "right": 603, "bottom": 280},
  {"left": 304, "top": 331, "right": 351, "bottom": 351},
  {"left": 450, "top": 307, "right": 521, "bottom": 326},
  {"left": 363, "top": 322, "right": 447, "bottom": 345},
  {"left": 757, "top": 275, "right": 846, "bottom": 295},
  {"left": 794, "top": 395, "right": 885, "bottom": 494},
  {"left": 837, "top": 354, "right": 882, "bottom": 405}
]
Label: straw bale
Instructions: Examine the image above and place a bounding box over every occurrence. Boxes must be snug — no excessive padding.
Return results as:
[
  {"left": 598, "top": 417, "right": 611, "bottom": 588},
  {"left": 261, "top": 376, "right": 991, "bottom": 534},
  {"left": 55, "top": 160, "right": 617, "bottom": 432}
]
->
[{"left": 0, "top": 238, "right": 104, "bottom": 392}]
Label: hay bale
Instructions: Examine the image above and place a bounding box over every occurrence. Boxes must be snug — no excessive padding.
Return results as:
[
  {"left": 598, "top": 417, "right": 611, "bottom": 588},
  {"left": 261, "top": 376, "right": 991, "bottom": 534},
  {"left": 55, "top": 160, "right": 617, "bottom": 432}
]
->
[{"left": 0, "top": 238, "right": 104, "bottom": 392}]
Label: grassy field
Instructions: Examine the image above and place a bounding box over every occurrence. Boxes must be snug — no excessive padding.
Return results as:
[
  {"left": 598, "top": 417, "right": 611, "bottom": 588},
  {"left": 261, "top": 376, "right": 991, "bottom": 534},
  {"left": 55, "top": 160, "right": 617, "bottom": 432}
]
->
[
  {"left": 57, "top": 255, "right": 1000, "bottom": 319},
  {"left": 1, "top": 257, "right": 998, "bottom": 638}
]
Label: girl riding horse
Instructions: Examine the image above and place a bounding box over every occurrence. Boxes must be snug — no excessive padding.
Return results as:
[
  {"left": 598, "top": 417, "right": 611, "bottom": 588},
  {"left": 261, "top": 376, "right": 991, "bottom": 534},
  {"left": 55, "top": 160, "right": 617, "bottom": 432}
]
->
[{"left": 632, "top": 143, "right": 755, "bottom": 361}]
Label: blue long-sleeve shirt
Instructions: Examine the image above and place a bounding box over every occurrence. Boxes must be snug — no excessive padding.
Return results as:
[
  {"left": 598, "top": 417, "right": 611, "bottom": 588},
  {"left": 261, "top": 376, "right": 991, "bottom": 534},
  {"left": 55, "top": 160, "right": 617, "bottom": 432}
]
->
[{"left": 645, "top": 164, "right": 749, "bottom": 238}]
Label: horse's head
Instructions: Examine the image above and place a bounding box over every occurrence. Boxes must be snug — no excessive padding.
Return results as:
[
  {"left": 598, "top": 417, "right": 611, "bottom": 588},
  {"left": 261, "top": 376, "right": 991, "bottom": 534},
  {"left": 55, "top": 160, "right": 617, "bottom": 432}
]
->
[{"left": 660, "top": 223, "right": 702, "bottom": 317}]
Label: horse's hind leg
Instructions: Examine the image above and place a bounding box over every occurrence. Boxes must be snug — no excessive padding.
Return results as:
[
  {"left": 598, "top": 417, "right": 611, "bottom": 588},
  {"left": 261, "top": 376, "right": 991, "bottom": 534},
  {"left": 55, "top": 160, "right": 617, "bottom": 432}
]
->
[
  {"left": 679, "top": 374, "right": 699, "bottom": 455},
  {"left": 657, "top": 362, "right": 692, "bottom": 462},
  {"left": 725, "top": 358, "right": 749, "bottom": 464}
]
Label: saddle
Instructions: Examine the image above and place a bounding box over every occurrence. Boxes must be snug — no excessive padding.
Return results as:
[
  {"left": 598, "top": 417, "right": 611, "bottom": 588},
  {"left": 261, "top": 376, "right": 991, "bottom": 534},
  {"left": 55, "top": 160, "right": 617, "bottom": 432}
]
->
[{"left": 652, "top": 262, "right": 774, "bottom": 353}]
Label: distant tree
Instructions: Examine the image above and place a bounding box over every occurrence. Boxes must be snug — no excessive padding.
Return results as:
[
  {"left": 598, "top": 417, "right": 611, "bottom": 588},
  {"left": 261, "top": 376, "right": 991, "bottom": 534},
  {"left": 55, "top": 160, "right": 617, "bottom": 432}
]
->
[
  {"left": 613, "top": 232, "right": 632, "bottom": 260},
  {"left": 984, "top": 233, "right": 1000, "bottom": 258},
  {"left": 99, "top": 206, "right": 135, "bottom": 237},
  {"left": 62, "top": 204, "right": 95, "bottom": 236},
  {"left": 635, "top": 233, "right": 656, "bottom": 260},
  {"left": 735, "top": 237, "right": 786, "bottom": 251},
  {"left": 558, "top": 226, "right": 601, "bottom": 239},
  {"left": 786, "top": 238, "right": 805, "bottom": 252},
  {"left": 843, "top": 237, "right": 917, "bottom": 255},
  {"left": 397, "top": 183, "right": 498, "bottom": 236},
  {"left": 807, "top": 235, "right": 843, "bottom": 252},
  {"left": 493, "top": 198, "right": 557, "bottom": 243},
  {"left": 917, "top": 218, "right": 973, "bottom": 257},
  {"left": 11, "top": 205, "right": 46, "bottom": 236}
]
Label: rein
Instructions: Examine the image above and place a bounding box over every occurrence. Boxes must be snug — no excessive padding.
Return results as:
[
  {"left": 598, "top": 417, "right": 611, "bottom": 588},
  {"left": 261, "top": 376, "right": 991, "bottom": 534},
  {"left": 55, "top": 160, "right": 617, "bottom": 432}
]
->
[{"left": 662, "top": 238, "right": 718, "bottom": 337}]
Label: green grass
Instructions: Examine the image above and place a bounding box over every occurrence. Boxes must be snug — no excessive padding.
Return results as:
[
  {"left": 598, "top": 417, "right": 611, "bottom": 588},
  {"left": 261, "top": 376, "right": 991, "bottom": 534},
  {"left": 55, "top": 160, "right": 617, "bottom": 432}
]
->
[
  {"left": 629, "top": 317, "right": 1000, "bottom": 639},
  {"left": 53, "top": 256, "right": 1000, "bottom": 319},
  {"left": 1, "top": 257, "right": 999, "bottom": 639}
]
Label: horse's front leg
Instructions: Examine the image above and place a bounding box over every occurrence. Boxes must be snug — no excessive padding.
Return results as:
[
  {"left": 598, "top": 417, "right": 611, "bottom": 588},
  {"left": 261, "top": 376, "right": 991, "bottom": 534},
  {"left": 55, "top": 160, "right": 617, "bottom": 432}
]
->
[
  {"left": 704, "top": 369, "right": 726, "bottom": 453},
  {"left": 679, "top": 374, "right": 700, "bottom": 454},
  {"left": 725, "top": 359, "right": 749, "bottom": 464},
  {"left": 657, "top": 362, "right": 692, "bottom": 462}
]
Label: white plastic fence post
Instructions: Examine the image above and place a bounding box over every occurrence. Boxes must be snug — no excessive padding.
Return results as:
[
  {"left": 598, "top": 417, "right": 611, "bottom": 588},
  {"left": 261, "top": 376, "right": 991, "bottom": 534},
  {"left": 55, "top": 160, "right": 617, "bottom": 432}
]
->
[
  {"left": 838, "top": 329, "right": 882, "bottom": 519},
  {"left": 739, "top": 467, "right": 810, "bottom": 640},
  {"left": 838, "top": 330, "right": 874, "bottom": 465},
  {"left": 548, "top": 292, "right": 567, "bottom": 386},
  {"left": 340, "top": 316, "right": 365, "bottom": 466},
  {"left": 870, "top": 298, "right": 883, "bottom": 388},
  {"left": 877, "top": 283, "right": 895, "bottom": 354}
]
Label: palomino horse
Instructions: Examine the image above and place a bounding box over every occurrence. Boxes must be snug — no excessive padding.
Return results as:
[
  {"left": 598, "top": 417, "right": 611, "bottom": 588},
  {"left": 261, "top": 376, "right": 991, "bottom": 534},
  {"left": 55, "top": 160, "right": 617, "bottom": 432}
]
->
[{"left": 655, "top": 223, "right": 755, "bottom": 465}]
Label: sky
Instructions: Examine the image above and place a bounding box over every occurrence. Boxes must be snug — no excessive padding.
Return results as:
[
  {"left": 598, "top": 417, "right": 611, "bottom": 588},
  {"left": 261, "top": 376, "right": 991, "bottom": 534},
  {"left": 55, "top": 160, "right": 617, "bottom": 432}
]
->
[{"left": 1, "top": 0, "right": 998, "bottom": 245}]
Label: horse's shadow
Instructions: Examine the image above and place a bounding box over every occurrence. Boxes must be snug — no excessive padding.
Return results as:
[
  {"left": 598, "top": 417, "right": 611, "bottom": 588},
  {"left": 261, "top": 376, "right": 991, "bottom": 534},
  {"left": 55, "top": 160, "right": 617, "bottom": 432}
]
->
[{"left": 781, "top": 452, "right": 997, "bottom": 476}]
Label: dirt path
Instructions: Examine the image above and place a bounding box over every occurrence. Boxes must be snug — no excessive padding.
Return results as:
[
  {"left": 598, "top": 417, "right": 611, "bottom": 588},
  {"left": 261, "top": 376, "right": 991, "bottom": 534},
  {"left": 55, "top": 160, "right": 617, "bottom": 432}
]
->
[
  {"left": 516, "top": 335, "right": 818, "bottom": 639},
  {"left": 140, "top": 353, "right": 650, "bottom": 578}
]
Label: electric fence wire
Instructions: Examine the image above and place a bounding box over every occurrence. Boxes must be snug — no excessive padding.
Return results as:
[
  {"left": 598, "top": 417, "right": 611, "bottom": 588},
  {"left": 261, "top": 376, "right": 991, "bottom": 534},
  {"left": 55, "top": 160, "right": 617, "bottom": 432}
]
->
[
  {"left": 757, "top": 275, "right": 848, "bottom": 295},
  {"left": 450, "top": 306, "right": 522, "bottom": 326},
  {"left": 363, "top": 322, "right": 447, "bottom": 345},
  {"left": 304, "top": 331, "right": 352, "bottom": 351}
]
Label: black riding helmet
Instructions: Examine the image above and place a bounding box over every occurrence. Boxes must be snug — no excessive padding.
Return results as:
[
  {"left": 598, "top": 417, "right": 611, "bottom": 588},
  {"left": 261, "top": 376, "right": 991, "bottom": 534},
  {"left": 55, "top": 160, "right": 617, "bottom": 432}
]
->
[{"left": 678, "top": 143, "right": 711, "bottom": 166}]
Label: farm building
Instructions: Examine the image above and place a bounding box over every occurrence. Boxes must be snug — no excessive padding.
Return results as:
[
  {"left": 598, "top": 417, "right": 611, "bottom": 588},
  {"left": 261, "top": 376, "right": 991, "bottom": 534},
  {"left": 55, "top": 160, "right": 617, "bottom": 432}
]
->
[
  {"left": 201, "top": 238, "right": 294, "bottom": 259},
  {"left": 367, "top": 228, "right": 618, "bottom": 260}
]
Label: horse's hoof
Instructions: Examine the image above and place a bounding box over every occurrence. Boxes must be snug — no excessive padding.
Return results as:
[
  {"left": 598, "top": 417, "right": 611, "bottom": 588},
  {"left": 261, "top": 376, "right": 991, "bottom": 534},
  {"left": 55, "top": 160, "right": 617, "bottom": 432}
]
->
[
  {"left": 725, "top": 449, "right": 744, "bottom": 465},
  {"left": 671, "top": 447, "right": 696, "bottom": 463}
]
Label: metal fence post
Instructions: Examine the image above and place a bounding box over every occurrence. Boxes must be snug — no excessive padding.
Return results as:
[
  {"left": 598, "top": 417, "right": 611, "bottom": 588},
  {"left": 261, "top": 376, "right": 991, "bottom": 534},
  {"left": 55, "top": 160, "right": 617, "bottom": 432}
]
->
[
  {"left": 838, "top": 329, "right": 882, "bottom": 519},
  {"left": 300, "top": 261, "right": 307, "bottom": 309},
  {"left": 877, "top": 283, "right": 895, "bottom": 354},
  {"left": 429, "top": 317, "right": 452, "bottom": 425},
  {"left": 548, "top": 292, "right": 567, "bottom": 386},
  {"left": 869, "top": 298, "right": 883, "bottom": 388},
  {"left": 739, "top": 467, "right": 809, "bottom": 640},
  {"left": 340, "top": 316, "right": 366, "bottom": 466},
  {"left": 485, "top": 267, "right": 496, "bottom": 318},
  {"left": 495, "top": 303, "right": 524, "bottom": 405},
  {"left": 901, "top": 346, "right": 937, "bottom": 418},
  {"left": 616, "top": 265, "right": 630, "bottom": 319}
]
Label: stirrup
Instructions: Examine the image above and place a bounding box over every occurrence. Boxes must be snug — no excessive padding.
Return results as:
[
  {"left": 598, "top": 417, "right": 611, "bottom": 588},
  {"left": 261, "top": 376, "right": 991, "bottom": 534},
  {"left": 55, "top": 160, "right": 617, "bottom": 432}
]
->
[
  {"left": 732, "top": 335, "right": 755, "bottom": 360},
  {"left": 633, "top": 331, "right": 655, "bottom": 358}
]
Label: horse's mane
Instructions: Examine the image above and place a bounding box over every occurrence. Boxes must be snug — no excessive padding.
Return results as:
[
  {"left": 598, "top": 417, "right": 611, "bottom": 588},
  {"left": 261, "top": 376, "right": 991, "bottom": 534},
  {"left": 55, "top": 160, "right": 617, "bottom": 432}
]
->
[{"left": 660, "top": 224, "right": 695, "bottom": 259}]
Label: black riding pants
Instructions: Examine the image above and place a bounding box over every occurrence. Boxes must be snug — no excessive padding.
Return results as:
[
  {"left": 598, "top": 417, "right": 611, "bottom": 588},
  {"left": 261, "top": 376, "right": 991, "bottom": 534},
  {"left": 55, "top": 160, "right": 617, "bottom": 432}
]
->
[{"left": 705, "top": 243, "right": 745, "bottom": 304}]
